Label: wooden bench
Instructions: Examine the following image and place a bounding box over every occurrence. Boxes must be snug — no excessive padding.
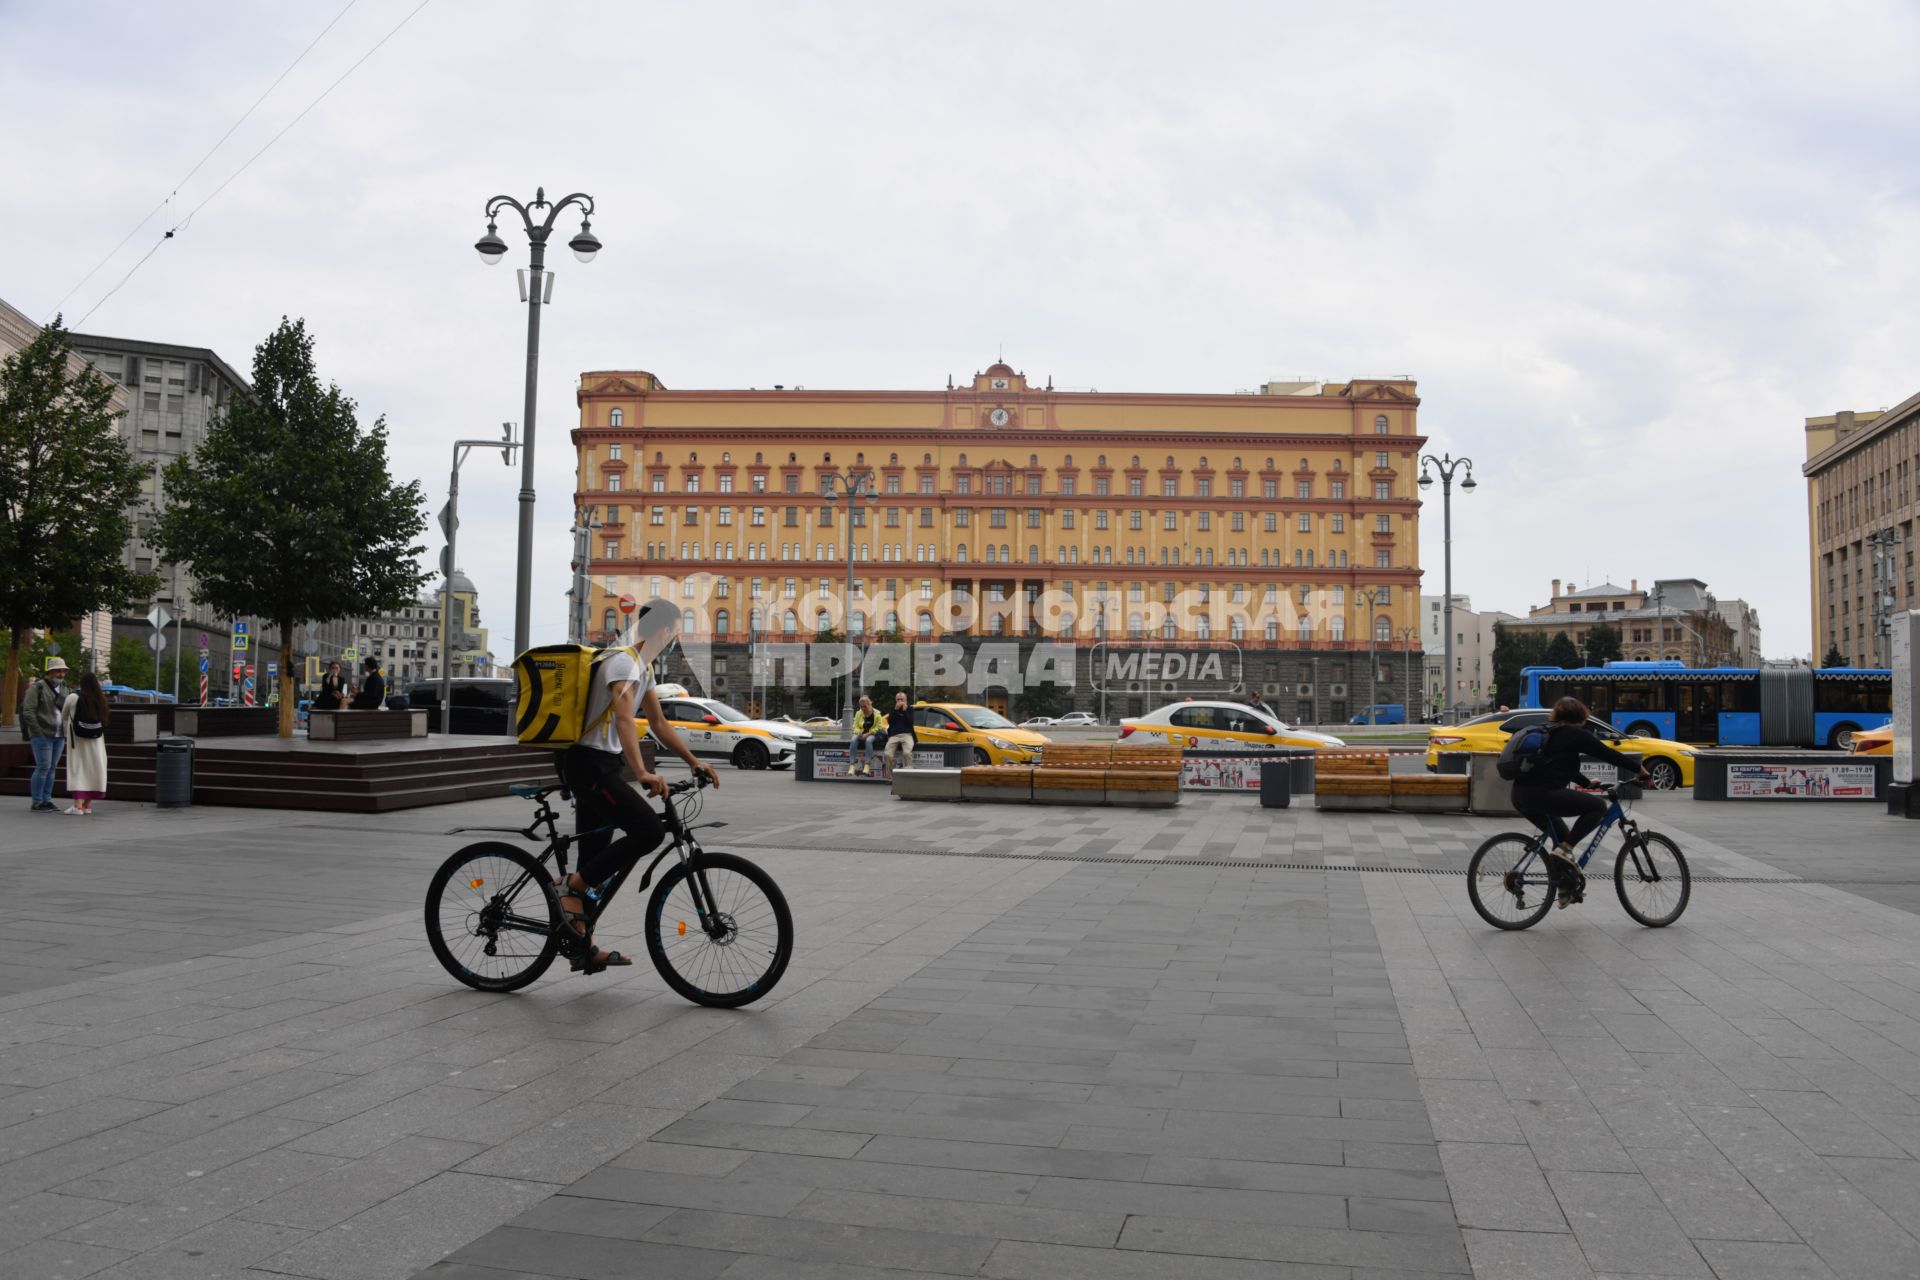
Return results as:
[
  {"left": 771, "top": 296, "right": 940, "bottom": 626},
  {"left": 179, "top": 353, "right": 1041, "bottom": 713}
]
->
[
  {"left": 961, "top": 764, "right": 1034, "bottom": 803},
  {"left": 1389, "top": 773, "right": 1470, "bottom": 813},
  {"left": 1315, "top": 774, "right": 1394, "bottom": 811},
  {"left": 308, "top": 709, "right": 428, "bottom": 741}
]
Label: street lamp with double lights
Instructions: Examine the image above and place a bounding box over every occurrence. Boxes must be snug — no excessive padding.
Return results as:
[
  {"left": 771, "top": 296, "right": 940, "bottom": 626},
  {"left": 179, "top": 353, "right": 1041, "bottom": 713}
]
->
[
  {"left": 1417, "top": 453, "right": 1475, "bottom": 723},
  {"left": 475, "top": 187, "right": 601, "bottom": 662}
]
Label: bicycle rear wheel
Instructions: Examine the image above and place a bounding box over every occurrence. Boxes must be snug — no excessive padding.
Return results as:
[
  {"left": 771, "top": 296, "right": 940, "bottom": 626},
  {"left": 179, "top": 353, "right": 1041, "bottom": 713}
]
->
[
  {"left": 1615, "top": 831, "right": 1690, "bottom": 927},
  {"left": 645, "top": 852, "right": 793, "bottom": 1008},
  {"left": 1467, "top": 834, "right": 1557, "bottom": 931},
  {"left": 425, "top": 842, "right": 562, "bottom": 991}
]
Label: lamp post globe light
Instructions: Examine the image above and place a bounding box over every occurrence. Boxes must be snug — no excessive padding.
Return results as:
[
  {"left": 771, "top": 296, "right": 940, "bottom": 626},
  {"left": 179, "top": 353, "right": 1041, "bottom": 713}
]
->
[
  {"left": 475, "top": 187, "right": 600, "bottom": 661},
  {"left": 1417, "top": 453, "right": 1475, "bottom": 723}
]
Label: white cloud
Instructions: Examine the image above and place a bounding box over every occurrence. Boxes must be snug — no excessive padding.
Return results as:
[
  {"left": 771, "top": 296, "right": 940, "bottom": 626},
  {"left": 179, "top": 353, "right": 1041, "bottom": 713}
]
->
[{"left": 4, "top": 0, "right": 1916, "bottom": 659}]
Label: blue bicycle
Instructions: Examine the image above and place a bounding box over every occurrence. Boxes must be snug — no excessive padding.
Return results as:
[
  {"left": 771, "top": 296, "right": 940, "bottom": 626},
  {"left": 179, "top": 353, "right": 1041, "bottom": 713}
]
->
[{"left": 1467, "top": 783, "right": 1691, "bottom": 930}]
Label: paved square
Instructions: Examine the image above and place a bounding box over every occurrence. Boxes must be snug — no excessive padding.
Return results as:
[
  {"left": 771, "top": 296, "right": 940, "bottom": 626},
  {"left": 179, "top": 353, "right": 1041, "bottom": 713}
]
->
[{"left": 3, "top": 776, "right": 1918, "bottom": 1278}]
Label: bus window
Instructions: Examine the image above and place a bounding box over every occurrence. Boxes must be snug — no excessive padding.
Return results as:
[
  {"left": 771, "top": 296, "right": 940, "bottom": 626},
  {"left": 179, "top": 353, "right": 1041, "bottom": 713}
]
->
[
  {"left": 1612, "top": 680, "right": 1655, "bottom": 712},
  {"left": 1815, "top": 676, "right": 1888, "bottom": 714}
]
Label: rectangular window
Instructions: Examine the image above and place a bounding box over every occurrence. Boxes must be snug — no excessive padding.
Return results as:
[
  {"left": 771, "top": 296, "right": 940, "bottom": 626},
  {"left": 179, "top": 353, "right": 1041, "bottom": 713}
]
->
[
  {"left": 1096, "top": 510, "right": 1110, "bottom": 530},
  {"left": 851, "top": 507, "right": 867, "bottom": 528},
  {"left": 1129, "top": 511, "right": 1143, "bottom": 530},
  {"left": 990, "top": 508, "right": 1007, "bottom": 528},
  {"left": 1198, "top": 512, "right": 1211, "bottom": 531},
  {"left": 1264, "top": 513, "right": 1277, "bottom": 532},
  {"left": 685, "top": 476, "right": 701, "bottom": 493},
  {"left": 955, "top": 509, "right": 970, "bottom": 527},
  {"left": 651, "top": 507, "right": 666, "bottom": 525},
  {"left": 1375, "top": 514, "right": 1392, "bottom": 533},
  {"left": 784, "top": 577, "right": 796, "bottom": 597},
  {"left": 956, "top": 475, "right": 972, "bottom": 494},
  {"left": 920, "top": 507, "right": 934, "bottom": 527},
  {"left": 1162, "top": 478, "right": 1178, "bottom": 497},
  {"left": 1127, "top": 478, "right": 1143, "bottom": 497},
  {"left": 885, "top": 475, "right": 901, "bottom": 494},
  {"left": 787, "top": 507, "right": 800, "bottom": 527},
  {"left": 608, "top": 444, "right": 622, "bottom": 460},
  {"left": 919, "top": 475, "right": 934, "bottom": 494},
  {"left": 1297, "top": 513, "right": 1312, "bottom": 532},
  {"left": 1027, "top": 476, "right": 1041, "bottom": 496},
  {"left": 719, "top": 507, "right": 733, "bottom": 525},
  {"left": 1231, "top": 584, "right": 1246, "bottom": 603},
  {"left": 1163, "top": 512, "right": 1177, "bottom": 530},
  {"left": 1262, "top": 479, "right": 1277, "bottom": 498},
  {"left": 604, "top": 540, "right": 618, "bottom": 558},
  {"left": 1374, "top": 481, "right": 1391, "bottom": 499},
  {"left": 1062, "top": 510, "right": 1075, "bottom": 529},
  {"left": 1026, "top": 508, "right": 1042, "bottom": 528},
  {"left": 651, "top": 475, "right": 666, "bottom": 492},
  {"left": 1376, "top": 550, "right": 1392, "bottom": 567},
  {"left": 1229, "top": 479, "right": 1244, "bottom": 497},
  {"left": 1332, "top": 514, "right": 1345, "bottom": 533},
  {"left": 684, "top": 506, "right": 698, "bottom": 525},
  {"left": 1061, "top": 476, "right": 1076, "bottom": 495},
  {"left": 1197, "top": 478, "right": 1212, "bottom": 497},
  {"left": 1095, "top": 477, "right": 1110, "bottom": 496},
  {"left": 1129, "top": 583, "right": 1144, "bottom": 602},
  {"left": 785, "top": 475, "right": 800, "bottom": 493},
  {"left": 751, "top": 474, "right": 767, "bottom": 492},
  {"left": 1296, "top": 481, "right": 1311, "bottom": 499},
  {"left": 1376, "top": 585, "right": 1391, "bottom": 604},
  {"left": 751, "top": 578, "right": 763, "bottom": 598},
  {"left": 607, "top": 475, "right": 621, "bottom": 492},
  {"left": 719, "top": 474, "right": 733, "bottom": 492},
  {"left": 886, "top": 508, "right": 901, "bottom": 527},
  {"left": 1330, "top": 480, "right": 1345, "bottom": 499},
  {"left": 1375, "top": 451, "right": 1390, "bottom": 469},
  {"left": 1231, "top": 511, "right": 1245, "bottom": 531},
  {"left": 751, "top": 507, "right": 765, "bottom": 526}
]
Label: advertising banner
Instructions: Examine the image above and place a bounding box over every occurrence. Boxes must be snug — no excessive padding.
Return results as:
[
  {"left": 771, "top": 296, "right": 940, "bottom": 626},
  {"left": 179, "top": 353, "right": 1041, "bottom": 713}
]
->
[
  {"left": 1179, "top": 755, "right": 1269, "bottom": 792},
  {"left": 1727, "top": 762, "right": 1879, "bottom": 799},
  {"left": 811, "top": 747, "right": 949, "bottom": 780}
]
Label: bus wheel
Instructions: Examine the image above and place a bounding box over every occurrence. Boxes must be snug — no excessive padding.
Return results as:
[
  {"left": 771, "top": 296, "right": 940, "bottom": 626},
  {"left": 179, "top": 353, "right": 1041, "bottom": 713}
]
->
[
  {"left": 1828, "top": 723, "right": 1859, "bottom": 751},
  {"left": 1625, "top": 721, "right": 1659, "bottom": 739},
  {"left": 1645, "top": 759, "right": 1682, "bottom": 790}
]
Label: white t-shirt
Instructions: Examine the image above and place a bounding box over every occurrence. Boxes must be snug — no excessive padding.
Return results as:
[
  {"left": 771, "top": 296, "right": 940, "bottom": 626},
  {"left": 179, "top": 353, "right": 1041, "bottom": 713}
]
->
[{"left": 580, "top": 649, "right": 650, "bottom": 754}]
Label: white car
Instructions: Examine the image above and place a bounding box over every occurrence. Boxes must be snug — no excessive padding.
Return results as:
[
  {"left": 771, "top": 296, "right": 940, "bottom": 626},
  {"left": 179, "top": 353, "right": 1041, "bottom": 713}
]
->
[
  {"left": 647, "top": 684, "right": 804, "bottom": 769},
  {"left": 1121, "top": 701, "right": 1345, "bottom": 750},
  {"left": 1052, "top": 711, "right": 1098, "bottom": 727},
  {"left": 1018, "top": 716, "right": 1056, "bottom": 728}
]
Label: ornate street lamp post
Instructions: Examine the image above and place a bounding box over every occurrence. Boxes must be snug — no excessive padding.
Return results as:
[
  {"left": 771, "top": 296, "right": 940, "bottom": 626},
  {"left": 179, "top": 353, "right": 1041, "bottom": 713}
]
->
[
  {"left": 1417, "top": 453, "right": 1475, "bottom": 722},
  {"left": 1355, "top": 587, "right": 1385, "bottom": 725},
  {"left": 474, "top": 187, "right": 602, "bottom": 661},
  {"left": 821, "top": 468, "right": 878, "bottom": 728},
  {"left": 1398, "top": 624, "right": 1420, "bottom": 721}
]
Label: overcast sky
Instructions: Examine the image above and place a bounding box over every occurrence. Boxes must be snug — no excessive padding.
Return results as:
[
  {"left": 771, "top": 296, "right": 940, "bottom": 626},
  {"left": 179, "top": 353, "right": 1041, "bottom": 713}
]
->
[{"left": 5, "top": 0, "right": 1917, "bottom": 660}]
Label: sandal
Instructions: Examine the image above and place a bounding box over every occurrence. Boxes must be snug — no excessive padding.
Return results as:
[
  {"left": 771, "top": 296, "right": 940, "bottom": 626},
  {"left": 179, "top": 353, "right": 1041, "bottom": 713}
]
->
[
  {"left": 555, "top": 874, "right": 595, "bottom": 960},
  {"left": 571, "top": 949, "right": 634, "bottom": 975}
]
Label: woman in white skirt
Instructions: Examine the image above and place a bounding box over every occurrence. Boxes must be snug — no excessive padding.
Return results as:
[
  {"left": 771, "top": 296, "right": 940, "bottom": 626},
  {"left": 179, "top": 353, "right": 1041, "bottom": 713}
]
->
[{"left": 61, "top": 671, "right": 110, "bottom": 815}]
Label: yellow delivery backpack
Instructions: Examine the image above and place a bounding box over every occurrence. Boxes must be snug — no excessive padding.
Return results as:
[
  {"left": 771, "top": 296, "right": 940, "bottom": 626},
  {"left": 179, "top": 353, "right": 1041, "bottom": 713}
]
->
[{"left": 512, "top": 644, "right": 639, "bottom": 748}]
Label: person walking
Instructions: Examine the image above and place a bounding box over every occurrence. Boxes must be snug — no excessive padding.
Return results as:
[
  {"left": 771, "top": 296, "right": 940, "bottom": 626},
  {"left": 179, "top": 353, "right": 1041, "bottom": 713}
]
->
[
  {"left": 22, "top": 657, "right": 70, "bottom": 812},
  {"left": 61, "top": 670, "right": 110, "bottom": 815},
  {"left": 881, "top": 690, "right": 916, "bottom": 775},
  {"left": 349, "top": 657, "right": 386, "bottom": 710},
  {"left": 850, "top": 695, "right": 884, "bottom": 775}
]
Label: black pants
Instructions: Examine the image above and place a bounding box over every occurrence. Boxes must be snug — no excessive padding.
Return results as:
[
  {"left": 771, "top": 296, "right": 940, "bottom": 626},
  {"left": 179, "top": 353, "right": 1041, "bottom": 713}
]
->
[
  {"left": 1513, "top": 784, "right": 1608, "bottom": 851},
  {"left": 561, "top": 746, "right": 668, "bottom": 888}
]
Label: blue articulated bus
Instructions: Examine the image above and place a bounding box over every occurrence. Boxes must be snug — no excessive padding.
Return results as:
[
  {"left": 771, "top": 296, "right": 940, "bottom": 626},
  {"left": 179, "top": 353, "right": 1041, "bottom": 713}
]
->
[{"left": 1521, "top": 662, "right": 1891, "bottom": 749}]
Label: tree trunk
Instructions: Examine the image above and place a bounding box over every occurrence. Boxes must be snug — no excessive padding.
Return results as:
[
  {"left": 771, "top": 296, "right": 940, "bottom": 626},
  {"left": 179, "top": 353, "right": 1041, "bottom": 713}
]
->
[
  {"left": 277, "top": 623, "right": 296, "bottom": 739},
  {"left": 0, "top": 632, "right": 21, "bottom": 728}
]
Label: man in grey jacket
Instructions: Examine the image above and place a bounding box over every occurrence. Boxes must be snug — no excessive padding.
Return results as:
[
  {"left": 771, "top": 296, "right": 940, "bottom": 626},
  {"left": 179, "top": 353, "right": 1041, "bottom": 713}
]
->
[{"left": 23, "top": 656, "right": 69, "bottom": 812}]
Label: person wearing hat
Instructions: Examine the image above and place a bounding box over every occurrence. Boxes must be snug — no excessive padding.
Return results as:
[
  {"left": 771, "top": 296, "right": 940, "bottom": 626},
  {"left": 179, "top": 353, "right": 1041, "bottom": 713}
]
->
[{"left": 22, "top": 656, "right": 70, "bottom": 812}]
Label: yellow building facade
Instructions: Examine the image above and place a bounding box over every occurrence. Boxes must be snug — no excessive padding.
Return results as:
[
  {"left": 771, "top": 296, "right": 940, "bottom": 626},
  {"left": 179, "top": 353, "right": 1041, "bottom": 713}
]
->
[{"left": 573, "top": 362, "right": 1426, "bottom": 715}]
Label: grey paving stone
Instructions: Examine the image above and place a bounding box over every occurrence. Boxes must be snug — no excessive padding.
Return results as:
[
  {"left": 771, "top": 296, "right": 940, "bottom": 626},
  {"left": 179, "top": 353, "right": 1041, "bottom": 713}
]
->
[
  {"left": 0, "top": 1236, "right": 133, "bottom": 1279},
  {"left": 85, "top": 1215, "right": 310, "bottom": 1280},
  {"left": 1512, "top": 1099, "right": 1637, "bottom": 1172},
  {"left": 53, "top": 1113, "right": 320, "bottom": 1204},
  {"left": 643, "top": 1206, "right": 997, "bottom": 1274},
  {"left": 789, "top": 1186, "right": 1122, "bottom": 1246},
  {"left": 650, "top": 1116, "right": 871, "bottom": 1158},
  {"left": 856, "top": 1133, "right": 1150, "bottom": 1179},
  {"left": 981, "top": 1237, "right": 1347, "bottom": 1279},
  {"left": 562, "top": 1166, "right": 811, "bottom": 1217},
  {"left": 443, "top": 1225, "right": 738, "bottom": 1280},
  {"left": 1421, "top": 1078, "right": 1524, "bottom": 1143},
  {"left": 1026, "top": 1173, "right": 1347, "bottom": 1228},
  {"left": 726, "top": 1150, "right": 1038, "bottom": 1205},
  {"left": 261, "top": 1171, "right": 558, "bottom": 1280},
  {"left": 1548, "top": 1169, "right": 1710, "bottom": 1276},
  {"left": 609, "top": 1140, "right": 753, "bottom": 1178},
  {"left": 0, "top": 1190, "right": 120, "bottom": 1251},
  {"left": 1631, "top": 1145, "right": 1800, "bottom": 1242},
  {"left": 1116, "top": 1213, "right": 1471, "bottom": 1272},
  {"left": 456, "top": 1101, "right": 678, "bottom": 1184},
  {"left": 239, "top": 1135, "right": 487, "bottom": 1231},
  {"left": 57, "top": 1146, "right": 343, "bottom": 1253},
  {"left": 1437, "top": 1141, "right": 1566, "bottom": 1231},
  {"left": 503, "top": 1195, "right": 678, "bottom": 1241},
  {"left": 1142, "top": 1153, "right": 1450, "bottom": 1201},
  {"left": 1694, "top": 1239, "right": 1841, "bottom": 1279},
  {"left": 1459, "top": 1227, "right": 1595, "bottom": 1280}
]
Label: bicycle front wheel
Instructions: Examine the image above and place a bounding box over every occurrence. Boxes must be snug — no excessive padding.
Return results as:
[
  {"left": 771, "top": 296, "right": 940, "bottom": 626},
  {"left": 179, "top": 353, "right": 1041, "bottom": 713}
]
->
[
  {"left": 1467, "top": 834, "right": 1557, "bottom": 931},
  {"left": 645, "top": 852, "right": 793, "bottom": 1008},
  {"left": 1615, "top": 831, "right": 1690, "bottom": 927},
  {"left": 425, "top": 842, "right": 562, "bottom": 992}
]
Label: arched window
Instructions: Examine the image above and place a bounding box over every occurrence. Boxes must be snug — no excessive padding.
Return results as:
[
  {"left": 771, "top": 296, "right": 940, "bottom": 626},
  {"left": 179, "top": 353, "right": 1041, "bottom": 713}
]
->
[
  {"left": 602, "top": 608, "right": 617, "bottom": 634},
  {"left": 1197, "top": 617, "right": 1212, "bottom": 640},
  {"left": 989, "top": 613, "right": 1006, "bottom": 636},
  {"left": 1374, "top": 414, "right": 1389, "bottom": 435},
  {"left": 985, "top": 545, "right": 998, "bottom": 563},
  {"left": 917, "top": 612, "right": 933, "bottom": 637},
  {"left": 782, "top": 610, "right": 798, "bottom": 634},
  {"left": 1128, "top": 612, "right": 1144, "bottom": 639},
  {"left": 1331, "top": 617, "right": 1346, "bottom": 642},
  {"left": 715, "top": 608, "right": 730, "bottom": 634},
  {"left": 1375, "top": 616, "right": 1393, "bottom": 643},
  {"left": 609, "top": 408, "right": 623, "bottom": 427},
  {"left": 749, "top": 607, "right": 763, "bottom": 632},
  {"left": 1296, "top": 616, "right": 1312, "bottom": 642},
  {"left": 956, "top": 543, "right": 968, "bottom": 562},
  {"left": 1001, "top": 544, "right": 1011, "bottom": 562},
  {"left": 1265, "top": 619, "right": 1279, "bottom": 641},
  {"left": 1028, "top": 544, "right": 1039, "bottom": 563},
  {"left": 1162, "top": 615, "right": 1178, "bottom": 639},
  {"left": 1230, "top": 616, "right": 1246, "bottom": 640},
  {"left": 851, "top": 611, "right": 865, "bottom": 634},
  {"left": 815, "top": 608, "right": 831, "bottom": 632},
  {"left": 682, "top": 609, "right": 697, "bottom": 632}
]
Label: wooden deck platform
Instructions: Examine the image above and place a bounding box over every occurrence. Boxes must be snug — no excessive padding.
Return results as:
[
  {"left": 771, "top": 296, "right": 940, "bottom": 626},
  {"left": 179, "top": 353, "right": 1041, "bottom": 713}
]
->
[{"left": 0, "top": 735, "right": 554, "bottom": 812}]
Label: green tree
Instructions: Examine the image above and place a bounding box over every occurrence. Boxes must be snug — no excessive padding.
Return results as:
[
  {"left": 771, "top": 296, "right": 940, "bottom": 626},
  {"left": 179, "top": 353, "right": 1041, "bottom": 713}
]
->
[
  {"left": 151, "top": 318, "right": 426, "bottom": 737},
  {"left": 1822, "top": 643, "right": 1848, "bottom": 669},
  {"left": 0, "top": 318, "right": 158, "bottom": 725},
  {"left": 1544, "top": 631, "right": 1582, "bottom": 670},
  {"left": 109, "top": 633, "right": 158, "bottom": 691},
  {"left": 1584, "top": 620, "right": 1624, "bottom": 665},
  {"left": 1014, "top": 680, "right": 1070, "bottom": 721},
  {"left": 1489, "top": 623, "right": 1549, "bottom": 709}
]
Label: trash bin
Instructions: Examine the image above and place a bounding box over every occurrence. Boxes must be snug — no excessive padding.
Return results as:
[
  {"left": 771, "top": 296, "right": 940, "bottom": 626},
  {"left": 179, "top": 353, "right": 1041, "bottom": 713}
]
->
[
  {"left": 155, "top": 736, "right": 193, "bottom": 808},
  {"left": 1259, "top": 760, "right": 1292, "bottom": 809}
]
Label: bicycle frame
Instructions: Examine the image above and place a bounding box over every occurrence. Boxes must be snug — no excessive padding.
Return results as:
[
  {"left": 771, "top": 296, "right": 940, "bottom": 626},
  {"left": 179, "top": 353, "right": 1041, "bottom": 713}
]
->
[
  {"left": 452, "top": 783, "right": 733, "bottom": 947},
  {"left": 1512, "top": 791, "right": 1666, "bottom": 885}
]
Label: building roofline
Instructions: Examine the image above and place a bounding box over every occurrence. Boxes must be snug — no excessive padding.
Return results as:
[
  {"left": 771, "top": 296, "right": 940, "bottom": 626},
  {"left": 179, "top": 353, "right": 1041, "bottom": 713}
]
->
[
  {"left": 66, "top": 331, "right": 252, "bottom": 392},
  {"left": 1803, "top": 388, "right": 1920, "bottom": 474}
]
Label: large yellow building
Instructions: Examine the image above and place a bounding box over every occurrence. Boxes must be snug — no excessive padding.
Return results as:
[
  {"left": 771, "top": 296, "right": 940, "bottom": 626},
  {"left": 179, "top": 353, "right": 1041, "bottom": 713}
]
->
[
  {"left": 1805, "top": 394, "right": 1919, "bottom": 667},
  {"left": 573, "top": 362, "right": 1426, "bottom": 720}
]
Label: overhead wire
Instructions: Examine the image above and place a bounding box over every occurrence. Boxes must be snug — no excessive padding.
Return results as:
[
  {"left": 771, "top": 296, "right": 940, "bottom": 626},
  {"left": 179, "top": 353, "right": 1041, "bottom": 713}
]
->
[
  {"left": 47, "top": 0, "right": 363, "bottom": 322},
  {"left": 69, "top": 0, "right": 435, "bottom": 330}
]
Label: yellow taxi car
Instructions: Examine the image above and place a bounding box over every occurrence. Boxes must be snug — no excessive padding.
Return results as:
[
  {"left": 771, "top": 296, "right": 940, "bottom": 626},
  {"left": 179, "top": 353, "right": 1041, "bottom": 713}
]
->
[
  {"left": 1849, "top": 724, "right": 1892, "bottom": 756},
  {"left": 910, "top": 702, "right": 1050, "bottom": 765},
  {"left": 1120, "top": 700, "right": 1345, "bottom": 750},
  {"left": 640, "top": 684, "right": 807, "bottom": 770},
  {"left": 1426, "top": 708, "right": 1697, "bottom": 789}
]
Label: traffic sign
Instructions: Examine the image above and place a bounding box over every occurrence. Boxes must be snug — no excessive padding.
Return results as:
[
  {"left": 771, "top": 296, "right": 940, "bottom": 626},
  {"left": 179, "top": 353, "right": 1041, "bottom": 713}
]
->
[
  {"left": 618, "top": 594, "right": 637, "bottom": 615},
  {"left": 234, "top": 620, "right": 249, "bottom": 636},
  {"left": 233, "top": 633, "right": 250, "bottom": 652},
  {"left": 146, "top": 604, "right": 173, "bottom": 631},
  {"left": 199, "top": 634, "right": 209, "bottom": 648},
  {"left": 343, "top": 645, "right": 358, "bottom": 663},
  {"left": 148, "top": 633, "right": 166, "bottom": 653},
  {"left": 199, "top": 654, "right": 209, "bottom": 674},
  {"left": 437, "top": 502, "right": 458, "bottom": 538}
]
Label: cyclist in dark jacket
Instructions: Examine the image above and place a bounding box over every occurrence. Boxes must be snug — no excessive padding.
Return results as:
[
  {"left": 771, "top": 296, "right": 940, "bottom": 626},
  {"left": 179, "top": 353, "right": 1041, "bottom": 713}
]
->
[{"left": 1512, "top": 697, "right": 1649, "bottom": 908}]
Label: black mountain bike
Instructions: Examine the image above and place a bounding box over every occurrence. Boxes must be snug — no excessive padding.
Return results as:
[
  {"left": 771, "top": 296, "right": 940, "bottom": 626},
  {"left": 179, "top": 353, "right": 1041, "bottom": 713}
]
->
[
  {"left": 1467, "top": 783, "right": 1691, "bottom": 930},
  {"left": 424, "top": 775, "right": 793, "bottom": 1006}
]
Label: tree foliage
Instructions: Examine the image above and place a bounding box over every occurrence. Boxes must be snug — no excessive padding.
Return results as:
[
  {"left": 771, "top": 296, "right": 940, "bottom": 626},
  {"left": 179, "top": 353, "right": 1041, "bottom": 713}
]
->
[
  {"left": 0, "top": 318, "right": 158, "bottom": 723},
  {"left": 109, "top": 633, "right": 158, "bottom": 691},
  {"left": 150, "top": 318, "right": 426, "bottom": 736},
  {"left": 1544, "top": 631, "right": 1583, "bottom": 670},
  {"left": 1489, "top": 623, "right": 1549, "bottom": 709},
  {"left": 1822, "top": 643, "right": 1848, "bottom": 669},
  {"left": 1583, "top": 620, "right": 1624, "bottom": 665}
]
